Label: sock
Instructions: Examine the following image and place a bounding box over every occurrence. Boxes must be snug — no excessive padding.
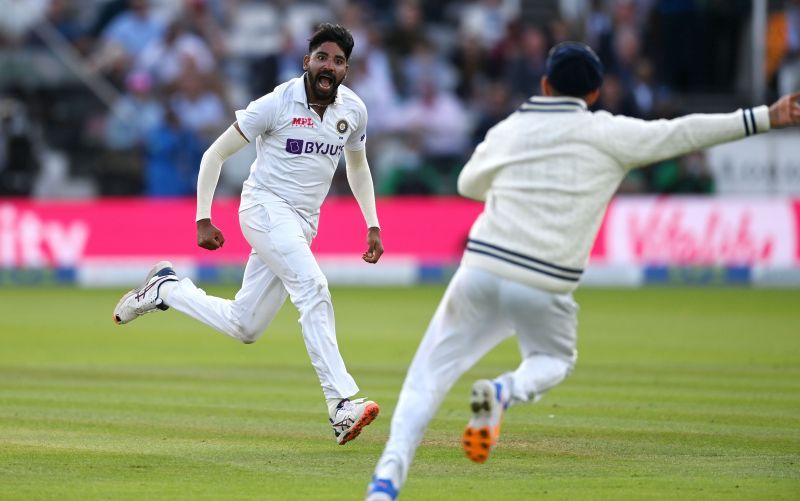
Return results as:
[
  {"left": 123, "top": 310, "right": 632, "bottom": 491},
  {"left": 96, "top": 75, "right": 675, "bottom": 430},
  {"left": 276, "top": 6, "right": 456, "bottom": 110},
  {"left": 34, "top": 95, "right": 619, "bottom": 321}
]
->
[
  {"left": 327, "top": 398, "right": 345, "bottom": 419},
  {"left": 494, "top": 373, "right": 513, "bottom": 409},
  {"left": 159, "top": 280, "right": 177, "bottom": 303},
  {"left": 375, "top": 457, "right": 403, "bottom": 488}
]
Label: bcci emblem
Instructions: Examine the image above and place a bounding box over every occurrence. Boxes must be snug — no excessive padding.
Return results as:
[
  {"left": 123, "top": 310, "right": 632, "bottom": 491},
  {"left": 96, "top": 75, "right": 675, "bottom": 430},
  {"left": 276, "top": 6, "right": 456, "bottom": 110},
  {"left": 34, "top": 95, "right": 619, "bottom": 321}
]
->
[{"left": 336, "top": 119, "right": 349, "bottom": 134}]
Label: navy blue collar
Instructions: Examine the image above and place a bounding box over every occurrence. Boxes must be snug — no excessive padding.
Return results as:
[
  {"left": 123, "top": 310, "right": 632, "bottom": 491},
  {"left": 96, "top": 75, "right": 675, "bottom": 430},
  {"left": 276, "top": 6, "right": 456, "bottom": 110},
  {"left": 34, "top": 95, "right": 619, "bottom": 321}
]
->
[{"left": 518, "top": 95, "right": 587, "bottom": 113}]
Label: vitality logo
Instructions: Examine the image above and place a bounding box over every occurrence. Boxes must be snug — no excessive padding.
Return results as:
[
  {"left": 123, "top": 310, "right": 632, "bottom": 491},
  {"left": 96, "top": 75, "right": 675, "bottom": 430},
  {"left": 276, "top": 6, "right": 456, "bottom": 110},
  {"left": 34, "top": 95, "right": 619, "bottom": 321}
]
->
[{"left": 286, "top": 139, "right": 344, "bottom": 156}]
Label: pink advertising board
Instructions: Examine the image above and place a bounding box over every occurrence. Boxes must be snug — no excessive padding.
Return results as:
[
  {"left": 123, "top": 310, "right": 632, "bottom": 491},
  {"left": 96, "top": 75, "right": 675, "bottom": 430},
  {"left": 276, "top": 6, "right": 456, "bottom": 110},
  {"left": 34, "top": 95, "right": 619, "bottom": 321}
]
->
[
  {"left": 601, "top": 197, "right": 798, "bottom": 267},
  {"left": 0, "top": 197, "right": 797, "bottom": 269},
  {"left": 0, "top": 197, "right": 483, "bottom": 267}
]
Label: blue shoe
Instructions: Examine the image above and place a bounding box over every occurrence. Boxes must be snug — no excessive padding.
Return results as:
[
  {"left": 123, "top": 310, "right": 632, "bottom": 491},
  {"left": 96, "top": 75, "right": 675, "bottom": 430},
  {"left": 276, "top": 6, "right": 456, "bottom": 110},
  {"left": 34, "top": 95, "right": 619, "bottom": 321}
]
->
[{"left": 366, "top": 476, "right": 398, "bottom": 501}]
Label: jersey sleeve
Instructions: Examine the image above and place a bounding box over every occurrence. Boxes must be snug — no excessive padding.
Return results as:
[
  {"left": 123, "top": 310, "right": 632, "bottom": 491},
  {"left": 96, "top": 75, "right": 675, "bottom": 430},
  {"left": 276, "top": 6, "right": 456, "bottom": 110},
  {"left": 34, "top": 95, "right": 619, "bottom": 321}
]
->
[
  {"left": 599, "top": 106, "right": 771, "bottom": 170},
  {"left": 345, "top": 101, "right": 368, "bottom": 152},
  {"left": 457, "top": 139, "right": 494, "bottom": 201},
  {"left": 234, "top": 93, "right": 280, "bottom": 142}
]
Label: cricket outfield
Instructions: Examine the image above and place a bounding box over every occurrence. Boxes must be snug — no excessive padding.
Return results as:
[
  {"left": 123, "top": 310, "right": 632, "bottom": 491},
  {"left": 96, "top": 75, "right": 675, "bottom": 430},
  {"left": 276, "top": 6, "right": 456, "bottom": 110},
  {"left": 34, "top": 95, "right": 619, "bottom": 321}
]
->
[{"left": 0, "top": 286, "right": 797, "bottom": 500}]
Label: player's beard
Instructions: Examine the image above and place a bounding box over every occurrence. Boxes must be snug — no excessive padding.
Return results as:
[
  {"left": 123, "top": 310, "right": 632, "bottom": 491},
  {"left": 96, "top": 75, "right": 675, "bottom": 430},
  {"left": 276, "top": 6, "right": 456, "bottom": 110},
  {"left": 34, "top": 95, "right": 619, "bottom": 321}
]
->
[{"left": 307, "top": 70, "right": 341, "bottom": 102}]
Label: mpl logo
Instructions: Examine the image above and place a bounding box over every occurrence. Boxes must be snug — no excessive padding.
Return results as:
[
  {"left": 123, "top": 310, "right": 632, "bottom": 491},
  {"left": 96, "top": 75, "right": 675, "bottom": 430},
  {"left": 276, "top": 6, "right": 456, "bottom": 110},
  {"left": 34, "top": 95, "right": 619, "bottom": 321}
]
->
[
  {"left": 285, "top": 138, "right": 344, "bottom": 157},
  {"left": 291, "top": 117, "right": 314, "bottom": 128}
]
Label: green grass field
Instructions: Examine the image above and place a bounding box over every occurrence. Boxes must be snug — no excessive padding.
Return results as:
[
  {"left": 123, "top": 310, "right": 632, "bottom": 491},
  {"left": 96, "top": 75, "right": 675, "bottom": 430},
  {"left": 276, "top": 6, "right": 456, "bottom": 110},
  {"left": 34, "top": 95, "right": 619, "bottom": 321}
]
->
[{"left": 1, "top": 286, "right": 798, "bottom": 500}]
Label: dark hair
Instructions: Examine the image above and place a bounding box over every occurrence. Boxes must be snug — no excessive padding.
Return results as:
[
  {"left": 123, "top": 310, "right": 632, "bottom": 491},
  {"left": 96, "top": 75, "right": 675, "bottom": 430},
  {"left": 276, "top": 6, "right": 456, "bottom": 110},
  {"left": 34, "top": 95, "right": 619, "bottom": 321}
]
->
[{"left": 308, "top": 23, "right": 354, "bottom": 60}]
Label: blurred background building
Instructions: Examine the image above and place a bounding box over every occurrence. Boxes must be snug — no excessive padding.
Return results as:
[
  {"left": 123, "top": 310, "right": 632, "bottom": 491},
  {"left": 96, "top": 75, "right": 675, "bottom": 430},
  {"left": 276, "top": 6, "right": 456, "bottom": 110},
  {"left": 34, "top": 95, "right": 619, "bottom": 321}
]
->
[{"left": 1, "top": 0, "right": 798, "bottom": 201}]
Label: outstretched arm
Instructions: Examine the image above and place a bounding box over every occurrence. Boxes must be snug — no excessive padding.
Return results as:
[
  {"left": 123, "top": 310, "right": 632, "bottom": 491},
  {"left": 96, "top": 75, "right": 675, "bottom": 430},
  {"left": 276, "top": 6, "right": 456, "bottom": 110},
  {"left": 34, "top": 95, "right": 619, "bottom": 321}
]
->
[
  {"left": 344, "top": 148, "right": 383, "bottom": 264},
  {"left": 769, "top": 91, "right": 800, "bottom": 129},
  {"left": 195, "top": 123, "right": 249, "bottom": 251},
  {"left": 606, "top": 91, "right": 800, "bottom": 171}
]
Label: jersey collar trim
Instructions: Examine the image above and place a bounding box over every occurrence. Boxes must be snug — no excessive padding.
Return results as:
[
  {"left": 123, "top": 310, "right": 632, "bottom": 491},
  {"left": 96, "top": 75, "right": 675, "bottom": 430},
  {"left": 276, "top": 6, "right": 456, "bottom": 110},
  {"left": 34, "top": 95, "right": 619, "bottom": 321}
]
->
[{"left": 519, "top": 95, "right": 587, "bottom": 113}]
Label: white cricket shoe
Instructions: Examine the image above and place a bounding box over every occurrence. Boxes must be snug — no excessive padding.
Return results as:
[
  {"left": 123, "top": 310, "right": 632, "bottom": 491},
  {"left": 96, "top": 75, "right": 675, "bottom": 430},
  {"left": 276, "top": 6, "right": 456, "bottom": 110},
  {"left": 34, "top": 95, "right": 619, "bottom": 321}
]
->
[
  {"left": 462, "top": 379, "right": 507, "bottom": 463},
  {"left": 330, "top": 397, "right": 380, "bottom": 445},
  {"left": 113, "top": 261, "right": 178, "bottom": 325}
]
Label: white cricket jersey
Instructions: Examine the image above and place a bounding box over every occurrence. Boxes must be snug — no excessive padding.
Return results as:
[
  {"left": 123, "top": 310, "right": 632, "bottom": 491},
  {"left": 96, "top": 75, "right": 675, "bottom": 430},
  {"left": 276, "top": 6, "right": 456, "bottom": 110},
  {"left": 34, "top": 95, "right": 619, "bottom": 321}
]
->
[
  {"left": 235, "top": 76, "right": 368, "bottom": 229},
  {"left": 458, "top": 95, "right": 771, "bottom": 293}
]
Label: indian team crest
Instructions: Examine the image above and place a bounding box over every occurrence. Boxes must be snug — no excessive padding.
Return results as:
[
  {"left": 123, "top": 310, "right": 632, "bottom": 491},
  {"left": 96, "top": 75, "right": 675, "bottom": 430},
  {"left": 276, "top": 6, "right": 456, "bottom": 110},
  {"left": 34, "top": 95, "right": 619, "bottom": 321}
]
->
[{"left": 336, "top": 119, "right": 349, "bottom": 134}]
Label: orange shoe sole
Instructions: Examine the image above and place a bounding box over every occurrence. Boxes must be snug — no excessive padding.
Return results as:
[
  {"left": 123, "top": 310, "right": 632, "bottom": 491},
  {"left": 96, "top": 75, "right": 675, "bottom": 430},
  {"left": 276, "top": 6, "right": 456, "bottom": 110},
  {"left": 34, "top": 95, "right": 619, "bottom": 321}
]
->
[
  {"left": 462, "top": 425, "right": 498, "bottom": 463},
  {"left": 339, "top": 402, "right": 380, "bottom": 445}
]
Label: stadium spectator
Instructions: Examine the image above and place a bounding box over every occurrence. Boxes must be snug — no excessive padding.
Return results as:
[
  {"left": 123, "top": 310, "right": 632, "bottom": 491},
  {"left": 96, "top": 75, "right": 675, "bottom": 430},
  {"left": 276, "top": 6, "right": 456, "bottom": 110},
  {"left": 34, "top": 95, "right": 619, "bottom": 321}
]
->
[
  {"left": 384, "top": 0, "right": 427, "bottom": 96},
  {"left": 143, "top": 107, "right": 204, "bottom": 197},
  {"left": 583, "top": 0, "right": 614, "bottom": 65},
  {"left": 348, "top": 27, "right": 400, "bottom": 135},
  {"left": 104, "top": 71, "right": 163, "bottom": 150},
  {"left": 470, "top": 80, "right": 514, "bottom": 146},
  {"left": 246, "top": 27, "right": 304, "bottom": 99},
  {"left": 630, "top": 57, "right": 659, "bottom": 118},
  {"left": 100, "top": 0, "right": 163, "bottom": 57},
  {"left": 0, "top": 1, "right": 778, "bottom": 197},
  {"left": 365, "top": 41, "right": 800, "bottom": 500},
  {"left": 595, "top": 72, "right": 639, "bottom": 117},
  {"left": 168, "top": 65, "right": 227, "bottom": 142},
  {"left": 25, "top": 0, "right": 88, "bottom": 52},
  {"left": 91, "top": 0, "right": 165, "bottom": 84},
  {"left": 87, "top": 0, "right": 128, "bottom": 41},
  {"left": 336, "top": 1, "right": 369, "bottom": 59},
  {"left": 392, "top": 78, "right": 471, "bottom": 192},
  {"left": 548, "top": 16, "right": 573, "bottom": 46},
  {"left": 401, "top": 37, "right": 459, "bottom": 97},
  {"left": 450, "top": 33, "right": 494, "bottom": 101},
  {"left": 181, "top": 0, "right": 228, "bottom": 62},
  {"left": 136, "top": 19, "right": 216, "bottom": 88},
  {"left": 96, "top": 72, "right": 164, "bottom": 196},
  {"left": 458, "top": 0, "right": 519, "bottom": 51},
  {"left": 768, "top": 0, "right": 800, "bottom": 96},
  {"left": 0, "top": 98, "right": 40, "bottom": 196},
  {"left": 608, "top": 24, "right": 640, "bottom": 89},
  {"left": 503, "top": 24, "right": 549, "bottom": 102}
]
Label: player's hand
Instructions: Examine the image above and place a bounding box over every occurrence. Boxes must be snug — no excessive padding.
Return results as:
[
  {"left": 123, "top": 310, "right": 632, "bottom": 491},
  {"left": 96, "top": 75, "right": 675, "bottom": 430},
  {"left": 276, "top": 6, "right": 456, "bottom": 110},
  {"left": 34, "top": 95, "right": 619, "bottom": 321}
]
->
[
  {"left": 197, "top": 218, "right": 225, "bottom": 251},
  {"left": 362, "top": 226, "right": 383, "bottom": 264},
  {"left": 768, "top": 91, "right": 800, "bottom": 129}
]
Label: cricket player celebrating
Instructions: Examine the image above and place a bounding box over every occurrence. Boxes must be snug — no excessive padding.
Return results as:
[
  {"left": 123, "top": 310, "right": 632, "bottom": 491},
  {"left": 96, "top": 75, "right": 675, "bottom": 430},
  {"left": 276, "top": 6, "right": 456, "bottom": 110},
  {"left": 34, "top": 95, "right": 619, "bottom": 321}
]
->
[
  {"left": 114, "top": 24, "right": 384, "bottom": 446},
  {"left": 366, "top": 42, "right": 800, "bottom": 500}
]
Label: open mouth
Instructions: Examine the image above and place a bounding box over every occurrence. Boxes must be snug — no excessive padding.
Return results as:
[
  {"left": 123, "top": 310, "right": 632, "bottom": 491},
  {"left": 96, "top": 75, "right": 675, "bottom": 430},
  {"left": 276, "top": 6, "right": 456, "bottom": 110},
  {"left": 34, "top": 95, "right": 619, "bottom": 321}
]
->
[{"left": 317, "top": 73, "right": 334, "bottom": 91}]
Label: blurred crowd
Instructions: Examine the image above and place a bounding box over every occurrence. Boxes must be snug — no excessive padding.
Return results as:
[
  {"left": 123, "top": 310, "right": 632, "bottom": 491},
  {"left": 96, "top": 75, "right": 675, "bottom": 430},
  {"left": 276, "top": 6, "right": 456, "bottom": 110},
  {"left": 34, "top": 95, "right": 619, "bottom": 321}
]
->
[{"left": 0, "top": 0, "right": 798, "bottom": 199}]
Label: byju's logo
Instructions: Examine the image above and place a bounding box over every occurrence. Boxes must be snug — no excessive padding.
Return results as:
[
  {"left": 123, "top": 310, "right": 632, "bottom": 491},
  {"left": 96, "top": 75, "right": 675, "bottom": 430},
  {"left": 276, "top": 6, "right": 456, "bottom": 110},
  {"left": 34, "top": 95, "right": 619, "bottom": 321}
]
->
[
  {"left": 285, "top": 138, "right": 344, "bottom": 156},
  {"left": 286, "top": 139, "right": 304, "bottom": 154}
]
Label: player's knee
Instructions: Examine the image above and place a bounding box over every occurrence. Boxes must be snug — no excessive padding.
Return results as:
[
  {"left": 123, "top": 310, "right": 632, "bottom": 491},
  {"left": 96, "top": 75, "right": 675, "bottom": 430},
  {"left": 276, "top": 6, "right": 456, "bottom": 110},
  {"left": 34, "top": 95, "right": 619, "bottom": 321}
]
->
[
  {"left": 239, "top": 332, "right": 259, "bottom": 344},
  {"left": 232, "top": 321, "right": 262, "bottom": 344},
  {"left": 294, "top": 274, "right": 331, "bottom": 310}
]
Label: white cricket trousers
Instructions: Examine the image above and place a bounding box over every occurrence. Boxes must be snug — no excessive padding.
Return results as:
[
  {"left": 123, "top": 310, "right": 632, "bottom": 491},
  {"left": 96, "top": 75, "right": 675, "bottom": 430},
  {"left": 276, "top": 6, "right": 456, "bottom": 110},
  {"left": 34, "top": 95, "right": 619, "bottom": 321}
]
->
[
  {"left": 375, "top": 265, "right": 578, "bottom": 486},
  {"left": 165, "top": 202, "right": 359, "bottom": 400}
]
